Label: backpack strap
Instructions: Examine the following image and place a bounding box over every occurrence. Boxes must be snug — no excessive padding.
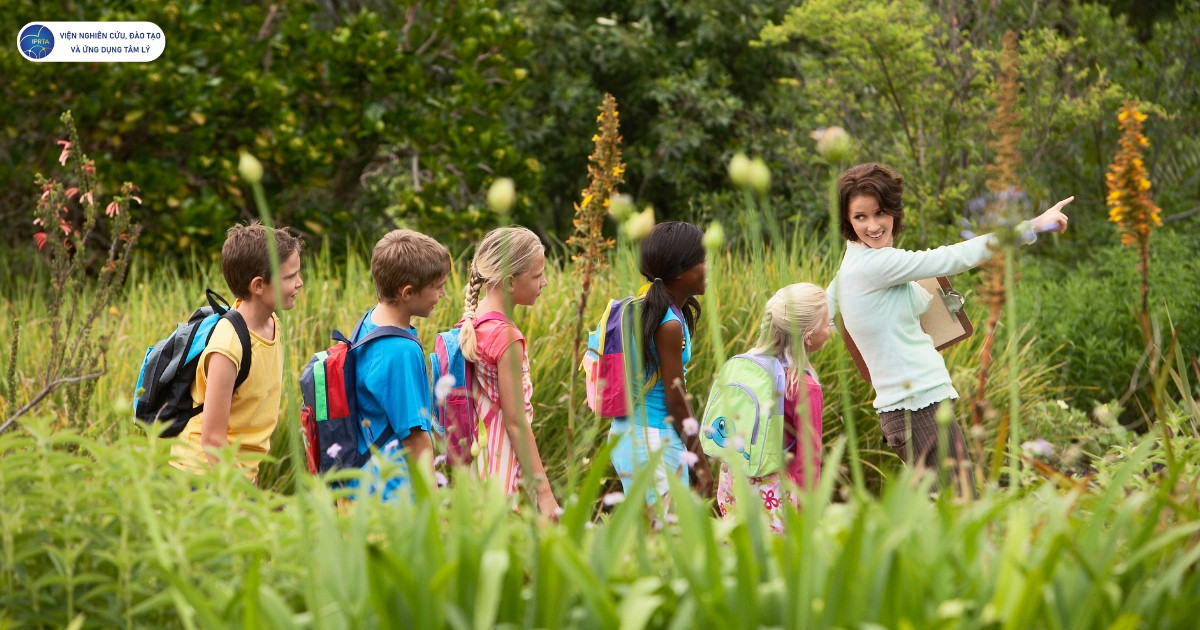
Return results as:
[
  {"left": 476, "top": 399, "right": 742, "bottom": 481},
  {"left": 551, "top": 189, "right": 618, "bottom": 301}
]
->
[
  {"left": 222, "top": 309, "right": 253, "bottom": 389},
  {"left": 338, "top": 313, "right": 423, "bottom": 455}
]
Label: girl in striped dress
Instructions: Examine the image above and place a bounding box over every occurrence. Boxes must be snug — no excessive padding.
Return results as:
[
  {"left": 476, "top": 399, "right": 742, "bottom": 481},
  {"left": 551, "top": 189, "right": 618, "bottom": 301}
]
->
[{"left": 457, "top": 227, "right": 560, "bottom": 518}]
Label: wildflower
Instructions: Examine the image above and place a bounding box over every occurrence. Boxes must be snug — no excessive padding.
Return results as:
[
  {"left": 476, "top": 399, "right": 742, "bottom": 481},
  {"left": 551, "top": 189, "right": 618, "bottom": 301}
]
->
[
  {"left": 747, "top": 157, "right": 771, "bottom": 194},
  {"left": 602, "top": 491, "right": 625, "bottom": 506},
  {"left": 384, "top": 439, "right": 399, "bottom": 451},
  {"left": 326, "top": 443, "right": 343, "bottom": 459},
  {"left": 728, "top": 153, "right": 752, "bottom": 188},
  {"left": 702, "top": 221, "right": 725, "bottom": 250},
  {"left": 1056, "top": 400, "right": 1069, "bottom": 411},
  {"left": 237, "top": 150, "right": 263, "bottom": 184},
  {"left": 680, "top": 450, "right": 699, "bottom": 468},
  {"left": 65, "top": 187, "right": 78, "bottom": 198},
  {"left": 82, "top": 161, "right": 95, "bottom": 175},
  {"left": 434, "top": 374, "right": 456, "bottom": 405},
  {"left": 681, "top": 416, "right": 699, "bottom": 437},
  {"left": 33, "top": 232, "right": 47, "bottom": 250},
  {"left": 487, "top": 177, "right": 515, "bottom": 215},
  {"left": 811, "top": 126, "right": 854, "bottom": 164},
  {"left": 623, "top": 206, "right": 655, "bottom": 241},
  {"left": 57, "top": 140, "right": 70, "bottom": 165},
  {"left": 608, "top": 193, "right": 634, "bottom": 221},
  {"left": 105, "top": 201, "right": 120, "bottom": 217},
  {"left": 108, "top": 306, "right": 119, "bottom": 315},
  {"left": 1020, "top": 439, "right": 1054, "bottom": 459},
  {"left": 131, "top": 195, "right": 142, "bottom": 204},
  {"left": 81, "top": 191, "right": 94, "bottom": 206}
]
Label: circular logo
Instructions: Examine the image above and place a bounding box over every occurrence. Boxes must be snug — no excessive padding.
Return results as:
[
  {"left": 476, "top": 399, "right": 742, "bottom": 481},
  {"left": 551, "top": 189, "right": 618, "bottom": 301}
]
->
[{"left": 19, "top": 24, "right": 54, "bottom": 60}]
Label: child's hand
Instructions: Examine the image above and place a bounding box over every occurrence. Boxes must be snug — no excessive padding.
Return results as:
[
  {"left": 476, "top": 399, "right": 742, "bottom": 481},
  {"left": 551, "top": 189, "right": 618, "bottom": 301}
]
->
[
  {"left": 536, "top": 489, "right": 561, "bottom": 522},
  {"left": 692, "top": 459, "right": 715, "bottom": 499}
]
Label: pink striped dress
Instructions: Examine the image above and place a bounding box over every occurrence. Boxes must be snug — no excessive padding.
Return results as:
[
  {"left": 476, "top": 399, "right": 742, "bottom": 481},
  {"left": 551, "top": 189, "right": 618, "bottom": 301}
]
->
[{"left": 470, "top": 314, "right": 534, "bottom": 494}]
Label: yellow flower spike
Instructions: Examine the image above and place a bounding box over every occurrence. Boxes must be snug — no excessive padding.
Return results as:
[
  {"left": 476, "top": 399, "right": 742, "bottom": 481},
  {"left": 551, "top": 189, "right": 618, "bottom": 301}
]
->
[
  {"left": 1118, "top": 109, "right": 1130, "bottom": 123},
  {"left": 1134, "top": 110, "right": 1147, "bottom": 123},
  {"left": 613, "top": 166, "right": 624, "bottom": 177},
  {"left": 592, "top": 134, "right": 600, "bottom": 142},
  {"left": 581, "top": 193, "right": 594, "bottom": 208}
]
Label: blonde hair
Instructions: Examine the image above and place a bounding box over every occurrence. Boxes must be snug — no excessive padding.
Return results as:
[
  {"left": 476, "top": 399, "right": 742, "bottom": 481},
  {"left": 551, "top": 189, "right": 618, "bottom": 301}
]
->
[
  {"left": 371, "top": 229, "right": 451, "bottom": 305},
  {"left": 459, "top": 226, "right": 544, "bottom": 361},
  {"left": 753, "top": 283, "right": 827, "bottom": 382}
]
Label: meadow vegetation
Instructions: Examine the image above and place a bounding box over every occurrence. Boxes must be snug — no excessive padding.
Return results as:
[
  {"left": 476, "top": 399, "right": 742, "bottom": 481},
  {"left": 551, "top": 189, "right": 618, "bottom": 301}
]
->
[{"left": 3, "top": 1, "right": 1200, "bottom": 627}]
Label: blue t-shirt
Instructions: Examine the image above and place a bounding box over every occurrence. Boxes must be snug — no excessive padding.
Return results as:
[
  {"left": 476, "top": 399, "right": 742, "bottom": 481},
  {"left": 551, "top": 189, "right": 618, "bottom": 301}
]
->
[
  {"left": 352, "top": 309, "right": 431, "bottom": 448},
  {"left": 346, "top": 308, "right": 430, "bottom": 502},
  {"left": 624, "top": 307, "right": 691, "bottom": 430}
]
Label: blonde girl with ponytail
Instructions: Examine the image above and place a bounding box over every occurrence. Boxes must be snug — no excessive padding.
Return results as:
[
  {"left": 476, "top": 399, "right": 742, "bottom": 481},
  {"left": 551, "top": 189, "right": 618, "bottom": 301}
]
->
[
  {"left": 714, "top": 282, "right": 831, "bottom": 534},
  {"left": 457, "top": 226, "right": 559, "bottom": 518}
]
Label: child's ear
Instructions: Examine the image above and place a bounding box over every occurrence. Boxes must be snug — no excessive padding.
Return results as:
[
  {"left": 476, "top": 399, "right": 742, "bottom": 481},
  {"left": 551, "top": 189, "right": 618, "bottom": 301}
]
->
[
  {"left": 502, "top": 275, "right": 515, "bottom": 292},
  {"left": 399, "top": 284, "right": 416, "bottom": 301},
  {"left": 249, "top": 276, "right": 267, "bottom": 296}
]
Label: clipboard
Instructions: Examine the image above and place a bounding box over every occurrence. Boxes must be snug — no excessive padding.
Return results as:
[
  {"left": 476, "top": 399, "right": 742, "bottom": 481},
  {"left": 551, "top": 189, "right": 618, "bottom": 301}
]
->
[{"left": 838, "top": 276, "right": 973, "bottom": 383}]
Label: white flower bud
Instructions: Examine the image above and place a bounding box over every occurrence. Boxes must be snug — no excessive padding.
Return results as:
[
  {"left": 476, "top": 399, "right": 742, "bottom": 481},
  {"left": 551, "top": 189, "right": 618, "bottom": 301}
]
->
[
  {"left": 623, "top": 206, "right": 655, "bottom": 241},
  {"left": 238, "top": 150, "right": 263, "bottom": 185},
  {"left": 487, "top": 177, "right": 516, "bottom": 215}
]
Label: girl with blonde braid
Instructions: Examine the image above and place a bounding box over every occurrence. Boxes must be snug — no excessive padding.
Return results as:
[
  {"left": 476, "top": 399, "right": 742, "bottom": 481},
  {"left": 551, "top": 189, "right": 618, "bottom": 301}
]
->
[{"left": 457, "top": 226, "right": 560, "bottom": 518}]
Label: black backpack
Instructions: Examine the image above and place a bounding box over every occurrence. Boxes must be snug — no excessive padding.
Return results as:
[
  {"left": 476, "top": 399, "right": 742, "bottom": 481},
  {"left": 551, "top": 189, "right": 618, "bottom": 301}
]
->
[{"left": 133, "top": 289, "right": 252, "bottom": 437}]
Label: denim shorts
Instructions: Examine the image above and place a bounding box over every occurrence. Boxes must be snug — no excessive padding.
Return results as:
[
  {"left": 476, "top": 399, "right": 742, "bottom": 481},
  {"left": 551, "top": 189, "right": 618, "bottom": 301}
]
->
[{"left": 608, "top": 419, "right": 688, "bottom": 505}]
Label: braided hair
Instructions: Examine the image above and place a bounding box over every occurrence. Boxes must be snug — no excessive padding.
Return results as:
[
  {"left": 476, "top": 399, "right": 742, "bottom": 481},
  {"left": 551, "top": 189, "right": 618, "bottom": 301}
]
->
[{"left": 458, "top": 226, "right": 544, "bottom": 362}]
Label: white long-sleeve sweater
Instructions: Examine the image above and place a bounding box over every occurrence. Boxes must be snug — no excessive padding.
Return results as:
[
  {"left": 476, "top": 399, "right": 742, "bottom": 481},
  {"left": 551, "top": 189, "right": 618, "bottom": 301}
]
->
[{"left": 827, "top": 235, "right": 1005, "bottom": 412}]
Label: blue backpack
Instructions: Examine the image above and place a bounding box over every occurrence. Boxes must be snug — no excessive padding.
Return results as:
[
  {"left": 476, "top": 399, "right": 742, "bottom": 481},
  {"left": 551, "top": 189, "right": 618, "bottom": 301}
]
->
[
  {"left": 298, "top": 313, "right": 420, "bottom": 474},
  {"left": 133, "top": 289, "right": 251, "bottom": 437},
  {"left": 428, "top": 312, "right": 506, "bottom": 465}
]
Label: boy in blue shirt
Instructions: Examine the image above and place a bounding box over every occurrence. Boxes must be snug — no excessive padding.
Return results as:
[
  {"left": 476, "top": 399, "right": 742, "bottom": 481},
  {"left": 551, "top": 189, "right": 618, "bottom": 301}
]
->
[{"left": 348, "top": 229, "right": 450, "bottom": 501}]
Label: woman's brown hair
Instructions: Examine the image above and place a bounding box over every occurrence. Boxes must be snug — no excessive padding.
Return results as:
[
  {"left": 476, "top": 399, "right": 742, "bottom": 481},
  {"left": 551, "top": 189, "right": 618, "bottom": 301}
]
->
[{"left": 837, "top": 163, "right": 905, "bottom": 242}]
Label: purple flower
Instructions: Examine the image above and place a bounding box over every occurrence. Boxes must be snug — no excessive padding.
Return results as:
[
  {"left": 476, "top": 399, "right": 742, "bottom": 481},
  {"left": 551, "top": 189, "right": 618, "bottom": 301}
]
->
[
  {"left": 325, "top": 443, "right": 343, "bottom": 459},
  {"left": 680, "top": 450, "right": 699, "bottom": 468},
  {"left": 602, "top": 492, "right": 625, "bottom": 506},
  {"left": 681, "top": 417, "right": 699, "bottom": 437}
]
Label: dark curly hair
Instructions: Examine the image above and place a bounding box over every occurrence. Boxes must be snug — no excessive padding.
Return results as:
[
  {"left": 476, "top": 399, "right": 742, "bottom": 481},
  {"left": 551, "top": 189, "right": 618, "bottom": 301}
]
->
[{"left": 837, "top": 163, "right": 905, "bottom": 242}]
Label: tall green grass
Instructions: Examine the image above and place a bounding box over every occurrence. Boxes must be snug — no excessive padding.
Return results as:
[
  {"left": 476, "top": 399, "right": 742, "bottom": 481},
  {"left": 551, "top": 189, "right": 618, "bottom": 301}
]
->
[{"left": 4, "top": 415, "right": 1200, "bottom": 628}]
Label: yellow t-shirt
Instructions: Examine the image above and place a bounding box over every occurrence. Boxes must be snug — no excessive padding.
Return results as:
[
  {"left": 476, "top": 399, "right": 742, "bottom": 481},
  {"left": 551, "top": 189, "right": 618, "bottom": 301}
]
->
[{"left": 170, "top": 312, "right": 283, "bottom": 479}]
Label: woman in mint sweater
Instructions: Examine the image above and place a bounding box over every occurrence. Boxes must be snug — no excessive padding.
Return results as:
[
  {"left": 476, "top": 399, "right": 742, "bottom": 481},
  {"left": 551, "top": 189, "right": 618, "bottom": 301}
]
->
[{"left": 827, "top": 163, "right": 1072, "bottom": 493}]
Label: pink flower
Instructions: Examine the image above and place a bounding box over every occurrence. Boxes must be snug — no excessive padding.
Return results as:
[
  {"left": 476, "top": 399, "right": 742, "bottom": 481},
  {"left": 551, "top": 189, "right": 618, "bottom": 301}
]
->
[
  {"left": 325, "top": 443, "right": 343, "bottom": 459},
  {"left": 760, "top": 489, "right": 781, "bottom": 510},
  {"left": 680, "top": 450, "right": 699, "bottom": 468},
  {"left": 65, "top": 187, "right": 78, "bottom": 198},
  {"left": 33, "top": 217, "right": 43, "bottom": 226},
  {"left": 105, "top": 201, "right": 120, "bottom": 217},
  {"left": 681, "top": 417, "right": 699, "bottom": 437},
  {"left": 81, "top": 191, "right": 94, "bottom": 206},
  {"left": 131, "top": 196, "right": 142, "bottom": 204},
  {"left": 33, "top": 232, "right": 47, "bottom": 250},
  {"left": 82, "top": 162, "right": 95, "bottom": 175},
  {"left": 58, "top": 218, "right": 72, "bottom": 235},
  {"left": 57, "top": 140, "right": 70, "bottom": 165}
]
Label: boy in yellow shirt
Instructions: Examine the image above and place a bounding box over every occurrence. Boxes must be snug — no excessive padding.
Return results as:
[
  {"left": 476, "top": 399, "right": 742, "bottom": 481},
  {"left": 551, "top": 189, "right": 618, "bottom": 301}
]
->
[{"left": 171, "top": 222, "right": 304, "bottom": 481}]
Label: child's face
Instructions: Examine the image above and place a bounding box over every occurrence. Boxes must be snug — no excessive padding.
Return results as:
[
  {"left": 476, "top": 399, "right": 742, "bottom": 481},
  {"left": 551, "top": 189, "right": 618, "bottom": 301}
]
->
[
  {"left": 409, "top": 275, "right": 448, "bottom": 319},
  {"left": 509, "top": 253, "right": 547, "bottom": 306},
  {"left": 675, "top": 259, "right": 707, "bottom": 297},
  {"left": 804, "top": 303, "right": 831, "bottom": 354},
  {"left": 265, "top": 251, "right": 304, "bottom": 311}
]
